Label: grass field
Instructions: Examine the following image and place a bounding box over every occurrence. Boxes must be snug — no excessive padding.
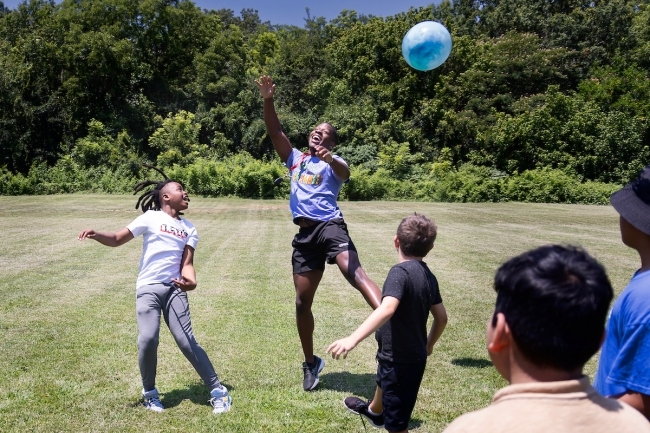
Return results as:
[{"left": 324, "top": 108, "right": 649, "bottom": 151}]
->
[{"left": 0, "top": 195, "right": 638, "bottom": 432}]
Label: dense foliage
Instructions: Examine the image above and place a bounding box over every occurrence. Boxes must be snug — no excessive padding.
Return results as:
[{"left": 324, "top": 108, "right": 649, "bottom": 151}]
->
[{"left": 1, "top": 0, "right": 648, "bottom": 202}]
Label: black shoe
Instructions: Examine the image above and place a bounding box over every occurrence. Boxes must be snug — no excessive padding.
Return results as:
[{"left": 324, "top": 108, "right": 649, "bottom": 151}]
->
[
  {"left": 302, "top": 355, "right": 325, "bottom": 391},
  {"left": 344, "top": 396, "right": 384, "bottom": 428}
]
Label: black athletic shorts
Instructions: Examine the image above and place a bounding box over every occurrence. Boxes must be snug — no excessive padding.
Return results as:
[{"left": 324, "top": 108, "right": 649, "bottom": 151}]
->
[
  {"left": 291, "top": 218, "right": 357, "bottom": 274},
  {"left": 376, "top": 359, "right": 427, "bottom": 432}
]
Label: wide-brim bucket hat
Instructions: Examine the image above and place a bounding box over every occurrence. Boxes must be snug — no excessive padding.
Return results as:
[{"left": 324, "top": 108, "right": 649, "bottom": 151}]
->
[{"left": 611, "top": 165, "right": 650, "bottom": 236}]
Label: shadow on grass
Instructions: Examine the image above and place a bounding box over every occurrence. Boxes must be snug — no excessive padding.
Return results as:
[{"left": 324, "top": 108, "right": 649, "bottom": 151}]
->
[
  {"left": 160, "top": 381, "right": 235, "bottom": 409},
  {"left": 451, "top": 357, "right": 493, "bottom": 368},
  {"left": 345, "top": 414, "right": 423, "bottom": 431},
  {"left": 319, "top": 371, "right": 377, "bottom": 400}
]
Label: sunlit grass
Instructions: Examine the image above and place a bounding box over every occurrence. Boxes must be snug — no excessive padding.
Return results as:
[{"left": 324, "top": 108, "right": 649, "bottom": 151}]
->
[{"left": 0, "top": 196, "right": 635, "bottom": 432}]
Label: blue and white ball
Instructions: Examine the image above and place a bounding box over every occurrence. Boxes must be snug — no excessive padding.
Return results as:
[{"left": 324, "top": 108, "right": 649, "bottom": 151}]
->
[{"left": 401, "top": 21, "right": 452, "bottom": 71}]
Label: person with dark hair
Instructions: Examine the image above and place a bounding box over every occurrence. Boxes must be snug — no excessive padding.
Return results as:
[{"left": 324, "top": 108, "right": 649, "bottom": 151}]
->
[
  {"left": 255, "top": 75, "right": 382, "bottom": 391},
  {"left": 77, "top": 166, "right": 231, "bottom": 414},
  {"left": 595, "top": 165, "right": 650, "bottom": 418},
  {"left": 443, "top": 245, "right": 650, "bottom": 433},
  {"left": 327, "top": 214, "right": 447, "bottom": 433}
]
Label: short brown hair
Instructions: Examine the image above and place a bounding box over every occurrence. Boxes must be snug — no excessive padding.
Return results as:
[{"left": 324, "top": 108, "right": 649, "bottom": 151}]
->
[{"left": 397, "top": 214, "right": 437, "bottom": 257}]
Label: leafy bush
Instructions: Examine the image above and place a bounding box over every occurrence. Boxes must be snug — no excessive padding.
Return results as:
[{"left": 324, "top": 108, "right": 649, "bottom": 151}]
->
[
  {"left": 0, "top": 155, "right": 619, "bottom": 206},
  {"left": 502, "top": 168, "right": 619, "bottom": 205},
  {"left": 70, "top": 120, "right": 137, "bottom": 170},
  {"left": 0, "top": 156, "right": 138, "bottom": 195},
  {"left": 432, "top": 164, "right": 503, "bottom": 203},
  {"left": 168, "top": 153, "right": 288, "bottom": 199},
  {"left": 343, "top": 164, "right": 618, "bottom": 204}
]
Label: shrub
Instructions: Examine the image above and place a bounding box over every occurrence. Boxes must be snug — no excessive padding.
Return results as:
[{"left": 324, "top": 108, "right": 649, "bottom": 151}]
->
[
  {"left": 502, "top": 168, "right": 619, "bottom": 204},
  {"left": 168, "top": 154, "right": 288, "bottom": 199},
  {"left": 0, "top": 155, "right": 619, "bottom": 206}
]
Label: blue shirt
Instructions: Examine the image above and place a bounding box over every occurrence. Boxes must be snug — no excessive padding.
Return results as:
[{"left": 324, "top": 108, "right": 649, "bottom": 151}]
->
[
  {"left": 285, "top": 148, "right": 347, "bottom": 223},
  {"left": 595, "top": 269, "right": 650, "bottom": 396}
]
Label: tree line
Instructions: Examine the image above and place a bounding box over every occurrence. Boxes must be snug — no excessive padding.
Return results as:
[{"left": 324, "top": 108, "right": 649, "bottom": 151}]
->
[{"left": 1, "top": 0, "right": 649, "bottom": 202}]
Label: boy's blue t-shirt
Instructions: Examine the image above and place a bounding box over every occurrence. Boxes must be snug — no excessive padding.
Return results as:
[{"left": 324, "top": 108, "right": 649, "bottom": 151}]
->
[
  {"left": 285, "top": 148, "right": 347, "bottom": 223},
  {"left": 595, "top": 269, "right": 650, "bottom": 396}
]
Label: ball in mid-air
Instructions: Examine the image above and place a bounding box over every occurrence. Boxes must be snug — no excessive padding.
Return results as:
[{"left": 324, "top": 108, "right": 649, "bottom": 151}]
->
[{"left": 401, "top": 21, "right": 452, "bottom": 71}]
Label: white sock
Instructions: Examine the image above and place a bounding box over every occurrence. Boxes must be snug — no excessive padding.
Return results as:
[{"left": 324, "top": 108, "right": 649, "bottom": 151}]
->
[{"left": 368, "top": 407, "right": 382, "bottom": 416}]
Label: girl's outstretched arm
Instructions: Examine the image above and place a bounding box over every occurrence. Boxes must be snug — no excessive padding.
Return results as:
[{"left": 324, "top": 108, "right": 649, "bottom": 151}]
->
[{"left": 77, "top": 228, "right": 134, "bottom": 247}]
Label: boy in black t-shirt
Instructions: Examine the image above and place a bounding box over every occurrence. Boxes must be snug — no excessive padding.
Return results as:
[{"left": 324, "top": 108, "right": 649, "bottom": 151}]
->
[{"left": 327, "top": 214, "right": 448, "bottom": 433}]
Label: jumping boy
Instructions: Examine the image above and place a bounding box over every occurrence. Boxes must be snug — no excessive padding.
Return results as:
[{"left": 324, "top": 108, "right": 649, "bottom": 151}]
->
[
  {"left": 443, "top": 245, "right": 650, "bottom": 433},
  {"left": 327, "top": 214, "right": 448, "bottom": 433},
  {"left": 595, "top": 165, "right": 650, "bottom": 418},
  {"left": 77, "top": 166, "right": 231, "bottom": 414},
  {"left": 255, "top": 75, "right": 382, "bottom": 391}
]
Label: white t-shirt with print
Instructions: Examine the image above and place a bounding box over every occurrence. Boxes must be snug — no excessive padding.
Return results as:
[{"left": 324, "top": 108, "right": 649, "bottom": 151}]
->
[{"left": 126, "top": 210, "right": 199, "bottom": 288}]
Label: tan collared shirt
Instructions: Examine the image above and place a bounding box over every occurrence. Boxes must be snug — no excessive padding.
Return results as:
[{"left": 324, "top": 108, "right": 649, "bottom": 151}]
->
[{"left": 443, "top": 376, "right": 650, "bottom": 433}]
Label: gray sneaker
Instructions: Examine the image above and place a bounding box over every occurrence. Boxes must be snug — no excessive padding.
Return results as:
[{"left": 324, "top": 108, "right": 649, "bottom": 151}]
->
[
  {"left": 209, "top": 385, "right": 232, "bottom": 414},
  {"left": 302, "top": 355, "right": 325, "bottom": 391},
  {"left": 142, "top": 388, "right": 164, "bottom": 412}
]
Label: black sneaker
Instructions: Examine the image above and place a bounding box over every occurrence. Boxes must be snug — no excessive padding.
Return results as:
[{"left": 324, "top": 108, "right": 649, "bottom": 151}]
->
[
  {"left": 344, "top": 396, "right": 384, "bottom": 428},
  {"left": 302, "top": 355, "right": 325, "bottom": 391}
]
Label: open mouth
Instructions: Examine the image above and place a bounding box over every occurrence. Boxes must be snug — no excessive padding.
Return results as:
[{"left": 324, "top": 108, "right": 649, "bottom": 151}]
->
[{"left": 310, "top": 132, "right": 322, "bottom": 145}]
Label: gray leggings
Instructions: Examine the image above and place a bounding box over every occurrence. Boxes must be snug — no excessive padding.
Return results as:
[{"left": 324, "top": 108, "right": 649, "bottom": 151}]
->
[{"left": 136, "top": 283, "right": 219, "bottom": 391}]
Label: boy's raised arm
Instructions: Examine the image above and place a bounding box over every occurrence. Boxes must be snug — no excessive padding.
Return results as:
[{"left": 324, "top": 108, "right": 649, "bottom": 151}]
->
[
  {"left": 254, "top": 75, "right": 292, "bottom": 163},
  {"left": 78, "top": 228, "right": 134, "bottom": 247},
  {"left": 327, "top": 296, "right": 400, "bottom": 359},
  {"left": 426, "top": 303, "right": 448, "bottom": 355}
]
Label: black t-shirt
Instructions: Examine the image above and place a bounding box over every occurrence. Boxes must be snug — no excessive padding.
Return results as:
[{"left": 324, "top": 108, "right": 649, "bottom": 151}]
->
[{"left": 375, "top": 260, "right": 442, "bottom": 363}]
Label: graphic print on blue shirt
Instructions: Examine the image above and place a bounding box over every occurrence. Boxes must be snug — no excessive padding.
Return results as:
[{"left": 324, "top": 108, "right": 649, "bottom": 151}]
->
[
  {"left": 292, "top": 171, "right": 323, "bottom": 186},
  {"left": 285, "top": 148, "right": 346, "bottom": 222}
]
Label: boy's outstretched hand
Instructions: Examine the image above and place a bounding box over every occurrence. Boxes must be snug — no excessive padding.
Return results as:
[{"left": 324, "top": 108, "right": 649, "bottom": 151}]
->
[
  {"left": 254, "top": 75, "right": 275, "bottom": 99},
  {"left": 326, "top": 337, "right": 358, "bottom": 359}
]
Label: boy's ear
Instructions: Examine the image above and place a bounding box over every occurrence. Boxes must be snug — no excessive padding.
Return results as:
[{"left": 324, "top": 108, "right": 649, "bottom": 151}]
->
[
  {"left": 487, "top": 312, "right": 511, "bottom": 353},
  {"left": 394, "top": 235, "right": 400, "bottom": 249}
]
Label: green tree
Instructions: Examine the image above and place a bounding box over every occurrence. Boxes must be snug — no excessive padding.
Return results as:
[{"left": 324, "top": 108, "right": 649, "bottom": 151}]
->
[
  {"left": 476, "top": 87, "right": 648, "bottom": 183},
  {"left": 149, "top": 110, "right": 211, "bottom": 167}
]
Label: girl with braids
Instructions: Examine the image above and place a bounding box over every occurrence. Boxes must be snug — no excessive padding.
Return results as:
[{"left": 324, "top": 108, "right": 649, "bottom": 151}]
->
[{"left": 77, "top": 165, "right": 231, "bottom": 414}]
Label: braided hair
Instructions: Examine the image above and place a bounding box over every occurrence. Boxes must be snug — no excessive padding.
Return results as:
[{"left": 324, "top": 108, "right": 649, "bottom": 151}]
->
[{"left": 133, "top": 164, "right": 176, "bottom": 213}]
